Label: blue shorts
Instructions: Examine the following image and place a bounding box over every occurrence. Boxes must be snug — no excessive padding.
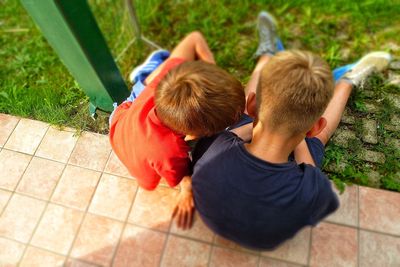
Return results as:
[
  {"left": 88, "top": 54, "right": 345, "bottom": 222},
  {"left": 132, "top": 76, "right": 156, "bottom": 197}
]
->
[
  {"left": 109, "top": 52, "right": 169, "bottom": 125},
  {"left": 229, "top": 114, "right": 325, "bottom": 168}
]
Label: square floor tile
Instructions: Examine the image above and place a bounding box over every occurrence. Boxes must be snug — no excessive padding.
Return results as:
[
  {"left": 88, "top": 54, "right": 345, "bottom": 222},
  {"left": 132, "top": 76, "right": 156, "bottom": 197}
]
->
[
  {"left": 88, "top": 174, "right": 137, "bottom": 221},
  {"left": 0, "top": 114, "right": 19, "bottom": 147},
  {"left": 325, "top": 185, "right": 358, "bottom": 227},
  {"left": 170, "top": 212, "right": 214, "bottom": 243},
  {"left": 0, "top": 149, "right": 31, "bottom": 190},
  {"left": 16, "top": 157, "right": 65, "bottom": 200},
  {"left": 20, "top": 246, "right": 65, "bottom": 266},
  {"left": 310, "top": 222, "right": 357, "bottom": 267},
  {"left": 104, "top": 151, "right": 132, "bottom": 178},
  {"left": 0, "top": 194, "right": 46, "bottom": 243},
  {"left": 51, "top": 165, "right": 101, "bottom": 210},
  {"left": 36, "top": 127, "right": 78, "bottom": 163},
  {"left": 210, "top": 247, "right": 259, "bottom": 267},
  {"left": 262, "top": 227, "right": 311, "bottom": 265},
  {"left": 128, "top": 187, "right": 177, "bottom": 232},
  {"left": 0, "top": 189, "right": 12, "bottom": 214},
  {"left": 359, "top": 230, "right": 400, "bottom": 267},
  {"left": 214, "top": 235, "right": 260, "bottom": 255},
  {"left": 359, "top": 186, "right": 400, "bottom": 235},
  {"left": 161, "top": 235, "right": 211, "bottom": 267},
  {"left": 259, "top": 257, "right": 303, "bottom": 267},
  {"left": 4, "top": 118, "right": 48, "bottom": 154},
  {"left": 113, "top": 224, "right": 167, "bottom": 267},
  {"left": 31, "top": 204, "right": 84, "bottom": 255},
  {"left": 0, "top": 237, "right": 25, "bottom": 266},
  {"left": 69, "top": 132, "right": 111, "bottom": 171},
  {"left": 70, "top": 213, "right": 124, "bottom": 266}
]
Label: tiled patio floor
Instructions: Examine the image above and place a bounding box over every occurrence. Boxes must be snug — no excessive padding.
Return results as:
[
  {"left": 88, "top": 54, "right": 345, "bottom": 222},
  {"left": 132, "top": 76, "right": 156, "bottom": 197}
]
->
[{"left": 0, "top": 113, "right": 399, "bottom": 267}]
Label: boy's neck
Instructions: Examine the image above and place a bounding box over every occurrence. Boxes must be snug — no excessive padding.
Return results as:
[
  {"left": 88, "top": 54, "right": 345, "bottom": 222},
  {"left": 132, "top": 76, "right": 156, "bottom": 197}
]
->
[{"left": 244, "top": 122, "right": 303, "bottom": 164}]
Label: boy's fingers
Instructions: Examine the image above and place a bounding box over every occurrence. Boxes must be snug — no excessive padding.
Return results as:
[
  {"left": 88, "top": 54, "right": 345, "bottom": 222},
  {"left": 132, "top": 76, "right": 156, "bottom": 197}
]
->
[
  {"left": 178, "top": 209, "right": 184, "bottom": 228},
  {"left": 171, "top": 206, "right": 178, "bottom": 218},
  {"left": 184, "top": 209, "right": 190, "bottom": 229}
]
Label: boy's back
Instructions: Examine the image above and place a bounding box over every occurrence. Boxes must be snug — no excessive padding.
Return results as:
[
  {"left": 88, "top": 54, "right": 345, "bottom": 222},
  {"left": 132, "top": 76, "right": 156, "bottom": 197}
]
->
[
  {"left": 109, "top": 58, "right": 190, "bottom": 190},
  {"left": 192, "top": 129, "right": 338, "bottom": 250}
]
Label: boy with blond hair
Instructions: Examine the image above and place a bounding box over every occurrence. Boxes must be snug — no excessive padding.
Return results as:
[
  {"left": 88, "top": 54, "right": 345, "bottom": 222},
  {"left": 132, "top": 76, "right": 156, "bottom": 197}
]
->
[
  {"left": 191, "top": 12, "right": 391, "bottom": 249},
  {"left": 109, "top": 32, "right": 245, "bottom": 229}
]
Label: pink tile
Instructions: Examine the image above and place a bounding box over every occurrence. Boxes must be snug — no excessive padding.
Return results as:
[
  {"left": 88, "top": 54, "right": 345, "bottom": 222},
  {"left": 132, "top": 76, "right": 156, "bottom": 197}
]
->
[
  {"left": 0, "top": 237, "right": 25, "bottom": 266},
  {"left": 0, "top": 114, "right": 19, "bottom": 147},
  {"left": 113, "top": 224, "right": 167, "bottom": 267},
  {"left": 20, "top": 246, "right": 65, "bottom": 266},
  {"left": 16, "top": 157, "right": 65, "bottom": 200},
  {"left": 0, "top": 189, "right": 12, "bottom": 213},
  {"left": 4, "top": 118, "right": 49, "bottom": 154},
  {"left": 359, "top": 186, "right": 400, "bottom": 235},
  {"left": 31, "top": 204, "right": 84, "bottom": 255},
  {"left": 36, "top": 127, "right": 78, "bottom": 163},
  {"left": 210, "top": 247, "right": 259, "bottom": 267},
  {"left": 88, "top": 174, "right": 137, "bottom": 221},
  {"left": 170, "top": 212, "right": 214, "bottom": 243},
  {"left": 70, "top": 213, "right": 124, "bottom": 266},
  {"left": 69, "top": 132, "right": 111, "bottom": 171},
  {"left": 359, "top": 230, "right": 400, "bottom": 267},
  {"left": 0, "top": 194, "right": 46, "bottom": 243},
  {"left": 262, "top": 227, "right": 311, "bottom": 265},
  {"left": 0, "top": 149, "right": 31, "bottom": 190},
  {"left": 128, "top": 187, "right": 178, "bottom": 232},
  {"left": 161, "top": 235, "right": 212, "bottom": 267},
  {"left": 104, "top": 151, "right": 132, "bottom": 178},
  {"left": 310, "top": 222, "right": 357, "bottom": 267},
  {"left": 325, "top": 185, "right": 358, "bottom": 227},
  {"left": 259, "top": 257, "right": 303, "bottom": 267},
  {"left": 51, "top": 165, "right": 101, "bottom": 210},
  {"left": 214, "top": 235, "right": 260, "bottom": 255}
]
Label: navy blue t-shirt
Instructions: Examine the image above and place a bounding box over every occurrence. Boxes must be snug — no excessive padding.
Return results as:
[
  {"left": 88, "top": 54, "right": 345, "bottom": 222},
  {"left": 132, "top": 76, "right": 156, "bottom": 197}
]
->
[{"left": 192, "top": 121, "right": 339, "bottom": 250}]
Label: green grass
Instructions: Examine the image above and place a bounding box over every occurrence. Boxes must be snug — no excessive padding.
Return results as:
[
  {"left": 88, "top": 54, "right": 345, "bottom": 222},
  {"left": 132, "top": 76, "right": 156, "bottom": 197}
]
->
[{"left": 1, "top": 0, "right": 400, "bottom": 190}]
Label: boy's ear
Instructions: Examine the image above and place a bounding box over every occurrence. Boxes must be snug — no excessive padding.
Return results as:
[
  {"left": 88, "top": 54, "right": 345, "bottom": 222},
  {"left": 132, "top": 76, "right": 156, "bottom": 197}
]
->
[
  {"left": 246, "top": 92, "right": 257, "bottom": 118},
  {"left": 306, "top": 117, "right": 327, "bottom": 138}
]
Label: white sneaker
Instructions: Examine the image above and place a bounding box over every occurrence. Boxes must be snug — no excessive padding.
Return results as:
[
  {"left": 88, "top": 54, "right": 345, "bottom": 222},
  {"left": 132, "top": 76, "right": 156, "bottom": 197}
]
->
[
  {"left": 343, "top": 51, "right": 392, "bottom": 86},
  {"left": 254, "top": 11, "right": 278, "bottom": 57}
]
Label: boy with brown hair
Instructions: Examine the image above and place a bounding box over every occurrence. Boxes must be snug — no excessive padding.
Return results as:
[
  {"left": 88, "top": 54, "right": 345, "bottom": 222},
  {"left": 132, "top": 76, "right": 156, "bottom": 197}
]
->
[
  {"left": 109, "top": 31, "right": 245, "bottom": 229},
  {"left": 191, "top": 11, "right": 391, "bottom": 249}
]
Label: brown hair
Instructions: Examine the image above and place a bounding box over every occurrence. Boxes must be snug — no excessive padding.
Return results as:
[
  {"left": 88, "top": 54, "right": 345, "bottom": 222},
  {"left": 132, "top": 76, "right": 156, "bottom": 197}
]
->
[
  {"left": 155, "top": 61, "right": 245, "bottom": 136},
  {"left": 257, "top": 50, "right": 334, "bottom": 134}
]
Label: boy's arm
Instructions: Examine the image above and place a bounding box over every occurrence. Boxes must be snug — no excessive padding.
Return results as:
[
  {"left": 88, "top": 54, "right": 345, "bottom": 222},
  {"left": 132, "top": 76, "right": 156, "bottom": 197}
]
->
[
  {"left": 229, "top": 123, "right": 253, "bottom": 142},
  {"left": 293, "top": 140, "right": 316, "bottom": 166},
  {"left": 172, "top": 175, "right": 195, "bottom": 229}
]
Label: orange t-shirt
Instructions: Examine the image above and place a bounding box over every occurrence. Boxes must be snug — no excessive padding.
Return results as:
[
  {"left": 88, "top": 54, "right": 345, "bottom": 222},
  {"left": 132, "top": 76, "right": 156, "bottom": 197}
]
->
[{"left": 109, "top": 58, "right": 190, "bottom": 190}]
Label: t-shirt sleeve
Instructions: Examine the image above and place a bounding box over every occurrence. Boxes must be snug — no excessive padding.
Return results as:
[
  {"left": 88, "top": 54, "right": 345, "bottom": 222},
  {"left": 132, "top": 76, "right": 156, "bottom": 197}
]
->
[
  {"left": 154, "top": 155, "right": 191, "bottom": 187},
  {"left": 304, "top": 166, "right": 339, "bottom": 225},
  {"left": 304, "top": 137, "right": 325, "bottom": 168}
]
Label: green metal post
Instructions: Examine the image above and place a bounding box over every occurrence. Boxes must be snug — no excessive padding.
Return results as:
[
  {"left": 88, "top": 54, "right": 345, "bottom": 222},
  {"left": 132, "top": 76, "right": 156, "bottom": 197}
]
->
[{"left": 20, "top": 0, "right": 129, "bottom": 116}]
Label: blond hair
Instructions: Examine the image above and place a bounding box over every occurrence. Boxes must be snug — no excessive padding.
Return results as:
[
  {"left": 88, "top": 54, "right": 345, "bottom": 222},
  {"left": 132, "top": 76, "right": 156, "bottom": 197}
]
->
[
  {"left": 155, "top": 61, "right": 245, "bottom": 136},
  {"left": 257, "top": 50, "right": 334, "bottom": 134}
]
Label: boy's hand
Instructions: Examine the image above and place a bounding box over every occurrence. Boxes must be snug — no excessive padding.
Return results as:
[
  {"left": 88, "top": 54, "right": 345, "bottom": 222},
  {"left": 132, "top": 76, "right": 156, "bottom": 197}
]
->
[{"left": 172, "top": 188, "right": 195, "bottom": 230}]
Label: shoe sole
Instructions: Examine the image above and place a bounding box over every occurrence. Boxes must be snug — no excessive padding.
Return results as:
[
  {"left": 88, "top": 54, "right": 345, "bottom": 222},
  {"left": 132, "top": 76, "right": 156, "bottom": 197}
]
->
[{"left": 352, "top": 51, "right": 392, "bottom": 72}]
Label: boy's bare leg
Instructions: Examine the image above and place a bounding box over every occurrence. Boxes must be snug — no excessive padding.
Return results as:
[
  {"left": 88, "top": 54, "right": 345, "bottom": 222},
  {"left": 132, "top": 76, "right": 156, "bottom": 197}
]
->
[
  {"left": 316, "top": 51, "right": 392, "bottom": 145},
  {"left": 316, "top": 81, "right": 353, "bottom": 145},
  {"left": 245, "top": 54, "right": 272, "bottom": 97},
  {"left": 145, "top": 31, "right": 215, "bottom": 85}
]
